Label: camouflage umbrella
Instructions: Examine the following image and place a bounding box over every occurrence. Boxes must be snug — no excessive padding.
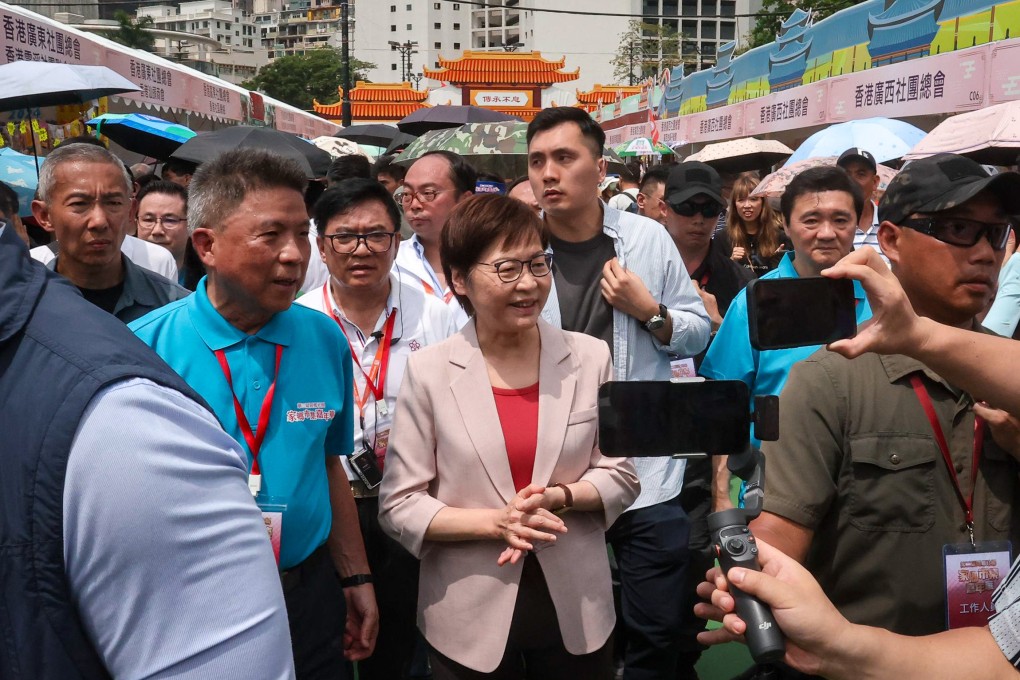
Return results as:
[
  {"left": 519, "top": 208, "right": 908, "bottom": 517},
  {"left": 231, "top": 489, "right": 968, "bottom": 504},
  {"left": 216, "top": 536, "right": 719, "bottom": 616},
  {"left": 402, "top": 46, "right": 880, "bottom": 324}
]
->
[{"left": 395, "top": 121, "right": 633, "bottom": 180}]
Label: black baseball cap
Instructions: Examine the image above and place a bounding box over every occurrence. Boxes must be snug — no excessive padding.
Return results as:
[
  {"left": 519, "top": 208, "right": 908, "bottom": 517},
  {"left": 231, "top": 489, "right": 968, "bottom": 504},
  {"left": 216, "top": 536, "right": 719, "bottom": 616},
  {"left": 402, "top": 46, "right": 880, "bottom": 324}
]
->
[
  {"left": 879, "top": 153, "right": 1020, "bottom": 225},
  {"left": 665, "top": 161, "right": 723, "bottom": 206},
  {"left": 837, "top": 147, "right": 877, "bottom": 173}
]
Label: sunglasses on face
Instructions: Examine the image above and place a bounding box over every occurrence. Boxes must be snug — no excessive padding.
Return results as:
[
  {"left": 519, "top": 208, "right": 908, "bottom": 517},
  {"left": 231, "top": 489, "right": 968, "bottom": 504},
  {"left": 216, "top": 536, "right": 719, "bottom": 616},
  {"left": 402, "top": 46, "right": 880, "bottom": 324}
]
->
[
  {"left": 901, "top": 216, "right": 1013, "bottom": 251},
  {"left": 669, "top": 200, "right": 721, "bottom": 218}
]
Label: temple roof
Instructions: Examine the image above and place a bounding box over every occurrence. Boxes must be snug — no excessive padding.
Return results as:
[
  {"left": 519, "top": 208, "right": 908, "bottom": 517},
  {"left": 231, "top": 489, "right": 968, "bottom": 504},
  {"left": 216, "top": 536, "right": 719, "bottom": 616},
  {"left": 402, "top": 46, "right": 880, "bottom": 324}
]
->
[
  {"left": 424, "top": 50, "right": 580, "bottom": 86},
  {"left": 312, "top": 81, "right": 430, "bottom": 122},
  {"left": 575, "top": 84, "right": 643, "bottom": 111}
]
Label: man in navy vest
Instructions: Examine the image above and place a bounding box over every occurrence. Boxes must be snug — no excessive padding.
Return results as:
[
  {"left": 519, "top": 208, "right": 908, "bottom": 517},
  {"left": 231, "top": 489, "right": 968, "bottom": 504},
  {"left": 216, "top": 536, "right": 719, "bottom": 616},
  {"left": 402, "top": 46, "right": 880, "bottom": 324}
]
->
[{"left": 0, "top": 220, "right": 294, "bottom": 678}]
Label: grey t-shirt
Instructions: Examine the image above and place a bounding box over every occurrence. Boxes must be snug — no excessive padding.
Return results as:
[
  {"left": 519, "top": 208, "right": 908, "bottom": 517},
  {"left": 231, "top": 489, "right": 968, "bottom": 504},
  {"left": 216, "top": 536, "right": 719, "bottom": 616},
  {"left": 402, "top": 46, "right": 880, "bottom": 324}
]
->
[{"left": 550, "top": 232, "right": 616, "bottom": 359}]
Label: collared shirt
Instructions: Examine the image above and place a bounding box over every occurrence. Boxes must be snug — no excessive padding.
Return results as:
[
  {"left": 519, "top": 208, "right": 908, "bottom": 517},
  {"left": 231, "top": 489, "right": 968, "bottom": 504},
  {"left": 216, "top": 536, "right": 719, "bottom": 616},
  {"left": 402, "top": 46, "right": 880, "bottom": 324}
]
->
[
  {"left": 983, "top": 252, "right": 1020, "bottom": 337},
  {"left": 700, "top": 251, "right": 872, "bottom": 448},
  {"left": 47, "top": 254, "right": 189, "bottom": 324},
  {"left": 991, "top": 554, "right": 1020, "bottom": 667},
  {"left": 32, "top": 234, "right": 179, "bottom": 281},
  {"left": 130, "top": 278, "right": 355, "bottom": 569},
  {"left": 65, "top": 378, "right": 295, "bottom": 679},
  {"left": 394, "top": 233, "right": 471, "bottom": 328},
  {"left": 543, "top": 204, "right": 712, "bottom": 511},
  {"left": 762, "top": 350, "right": 1019, "bottom": 636},
  {"left": 854, "top": 200, "right": 888, "bottom": 264},
  {"left": 297, "top": 274, "right": 455, "bottom": 480}
]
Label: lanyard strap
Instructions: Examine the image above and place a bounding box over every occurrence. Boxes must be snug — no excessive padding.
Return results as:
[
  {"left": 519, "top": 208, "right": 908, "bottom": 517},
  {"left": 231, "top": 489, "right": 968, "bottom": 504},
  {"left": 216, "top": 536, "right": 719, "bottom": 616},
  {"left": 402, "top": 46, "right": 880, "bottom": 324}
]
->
[
  {"left": 214, "top": 344, "right": 284, "bottom": 477},
  {"left": 420, "top": 278, "right": 455, "bottom": 304},
  {"left": 322, "top": 284, "right": 397, "bottom": 420},
  {"left": 699, "top": 271, "right": 710, "bottom": 288},
  {"left": 910, "top": 375, "right": 984, "bottom": 530}
]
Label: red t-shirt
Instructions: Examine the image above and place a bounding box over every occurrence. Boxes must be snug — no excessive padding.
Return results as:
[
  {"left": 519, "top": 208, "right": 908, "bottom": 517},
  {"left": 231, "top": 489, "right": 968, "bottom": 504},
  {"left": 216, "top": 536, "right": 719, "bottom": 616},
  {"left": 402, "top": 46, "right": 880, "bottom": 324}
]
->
[{"left": 492, "top": 382, "right": 540, "bottom": 493}]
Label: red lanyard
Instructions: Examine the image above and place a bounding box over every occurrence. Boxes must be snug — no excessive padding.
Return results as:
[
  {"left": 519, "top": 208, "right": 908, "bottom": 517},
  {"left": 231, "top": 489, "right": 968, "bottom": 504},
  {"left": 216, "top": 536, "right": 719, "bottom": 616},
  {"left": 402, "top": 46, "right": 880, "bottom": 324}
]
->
[
  {"left": 910, "top": 375, "right": 984, "bottom": 542},
  {"left": 699, "top": 272, "right": 710, "bottom": 287},
  {"left": 322, "top": 284, "right": 397, "bottom": 420},
  {"left": 420, "top": 278, "right": 455, "bottom": 304},
  {"left": 214, "top": 344, "right": 284, "bottom": 477}
]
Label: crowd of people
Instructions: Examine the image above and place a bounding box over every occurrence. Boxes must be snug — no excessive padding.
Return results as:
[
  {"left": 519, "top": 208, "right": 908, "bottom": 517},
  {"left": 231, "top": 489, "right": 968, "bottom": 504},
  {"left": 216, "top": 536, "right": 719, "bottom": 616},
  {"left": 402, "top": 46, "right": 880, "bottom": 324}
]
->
[{"left": 3, "top": 103, "right": 1020, "bottom": 680}]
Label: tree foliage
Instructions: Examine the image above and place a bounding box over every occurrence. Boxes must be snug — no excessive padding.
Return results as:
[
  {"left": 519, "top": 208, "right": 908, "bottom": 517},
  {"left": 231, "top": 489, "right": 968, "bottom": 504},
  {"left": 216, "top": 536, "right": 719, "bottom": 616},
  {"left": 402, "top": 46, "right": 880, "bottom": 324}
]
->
[
  {"left": 749, "top": 0, "right": 868, "bottom": 49},
  {"left": 108, "top": 11, "right": 155, "bottom": 51},
  {"left": 611, "top": 20, "right": 682, "bottom": 85},
  {"left": 241, "top": 48, "right": 375, "bottom": 110}
]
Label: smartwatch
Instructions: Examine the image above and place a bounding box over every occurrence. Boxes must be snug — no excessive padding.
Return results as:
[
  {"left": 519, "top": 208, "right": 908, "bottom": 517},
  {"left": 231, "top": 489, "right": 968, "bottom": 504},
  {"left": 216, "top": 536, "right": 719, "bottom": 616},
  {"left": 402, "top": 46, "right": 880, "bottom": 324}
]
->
[{"left": 643, "top": 304, "right": 667, "bottom": 332}]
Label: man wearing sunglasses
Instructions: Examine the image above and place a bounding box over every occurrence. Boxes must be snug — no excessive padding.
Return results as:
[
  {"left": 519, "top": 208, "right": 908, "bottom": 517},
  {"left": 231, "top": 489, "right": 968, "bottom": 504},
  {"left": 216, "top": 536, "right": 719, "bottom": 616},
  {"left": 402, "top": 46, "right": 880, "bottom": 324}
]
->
[{"left": 745, "top": 154, "right": 1020, "bottom": 676}]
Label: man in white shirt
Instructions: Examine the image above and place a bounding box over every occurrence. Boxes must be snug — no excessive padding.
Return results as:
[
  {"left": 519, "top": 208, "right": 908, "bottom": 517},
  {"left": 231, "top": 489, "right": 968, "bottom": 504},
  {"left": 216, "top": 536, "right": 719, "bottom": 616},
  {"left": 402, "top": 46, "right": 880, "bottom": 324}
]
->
[
  {"left": 608, "top": 160, "right": 642, "bottom": 213},
  {"left": 837, "top": 147, "right": 888, "bottom": 264},
  {"left": 298, "top": 178, "right": 453, "bottom": 679}
]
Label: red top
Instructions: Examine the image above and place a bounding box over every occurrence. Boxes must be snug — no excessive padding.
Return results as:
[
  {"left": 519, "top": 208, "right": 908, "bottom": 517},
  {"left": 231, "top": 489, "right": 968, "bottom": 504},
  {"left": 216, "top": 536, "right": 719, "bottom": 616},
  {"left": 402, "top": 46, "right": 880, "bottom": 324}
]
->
[{"left": 492, "top": 382, "right": 540, "bottom": 493}]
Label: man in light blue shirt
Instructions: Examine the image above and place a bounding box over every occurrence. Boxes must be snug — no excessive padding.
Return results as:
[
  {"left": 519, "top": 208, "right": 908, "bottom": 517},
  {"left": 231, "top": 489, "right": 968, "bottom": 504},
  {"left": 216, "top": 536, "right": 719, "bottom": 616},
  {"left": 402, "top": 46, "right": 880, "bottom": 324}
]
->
[
  {"left": 701, "top": 166, "right": 872, "bottom": 510},
  {"left": 130, "top": 148, "right": 377, "bottom": 680}
]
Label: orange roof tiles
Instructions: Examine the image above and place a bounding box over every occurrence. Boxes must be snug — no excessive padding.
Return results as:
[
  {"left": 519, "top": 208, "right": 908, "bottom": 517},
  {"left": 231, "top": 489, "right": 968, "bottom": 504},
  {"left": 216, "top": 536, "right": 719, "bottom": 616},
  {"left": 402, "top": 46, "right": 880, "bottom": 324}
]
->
[
  {"left": 575, "top": 84, "right": 643, "bottom": 105},
  {"left": 339, "top": 81, "right": 429, "bottom": 102},
  {"left": 424, "top": 50, "right": 579, "bottom": 86},
  {"left": 313, "top": 81, "right": 430, "bottom": 121}
]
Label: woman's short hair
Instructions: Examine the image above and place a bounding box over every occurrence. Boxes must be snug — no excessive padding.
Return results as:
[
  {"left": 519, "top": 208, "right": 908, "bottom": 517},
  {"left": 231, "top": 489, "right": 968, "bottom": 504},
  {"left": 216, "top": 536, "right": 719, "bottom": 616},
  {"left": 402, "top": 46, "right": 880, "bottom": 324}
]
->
[{"left": 441, "top": 194, "right": 549, "bottom": 317}]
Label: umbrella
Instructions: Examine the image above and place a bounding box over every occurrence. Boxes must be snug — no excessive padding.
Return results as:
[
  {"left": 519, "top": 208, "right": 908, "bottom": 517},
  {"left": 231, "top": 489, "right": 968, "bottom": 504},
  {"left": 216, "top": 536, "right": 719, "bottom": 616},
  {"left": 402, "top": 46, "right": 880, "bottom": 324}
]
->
[
  {"left": 384, "top": 132, "right": 419, "bottom": 154},
  {"left": 0, "top": 147, "right": 38, "bottom": 217},
  {"left": 311, "top": 136, "right": 373, "bottom": 160},
  {"left": 397, "top": 105, "right": 521, "bottom": 137},
  {"left": 903, "top": 101, "right": 1020, "bottom": 166},
  {"left": 87, "top": 113, "right": 196, "bottom": 160},
  {"left": 395, "top": 121, "right": 528, "bottom": 177},
  {"left": 751, "top": 156, "right": 898, "bottom": 200},
  {"left": 615, "top": 138, "right": 674, "bottom": 157},
  {"left": 171, "top": 126, "right": 332, "bottom": 179},
  {"left": 784, "top": 117, "right": 926, "bottom": 166},
  {"left": 686, "top": 137, "right": 793, "bottom": 173},
  {"left": 0, "top": 62, "right": 140, "bottom": 112},
  {"left": 335, "top": 123, "right": 405, "bottom": 148}
]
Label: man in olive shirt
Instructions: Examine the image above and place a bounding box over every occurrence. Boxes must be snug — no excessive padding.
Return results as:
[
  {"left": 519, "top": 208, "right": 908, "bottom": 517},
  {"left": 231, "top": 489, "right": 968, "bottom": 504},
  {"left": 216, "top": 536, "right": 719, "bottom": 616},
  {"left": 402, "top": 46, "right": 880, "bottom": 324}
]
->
[{"left": 751, "top": 154, "right": 1020, "bottom": 644}]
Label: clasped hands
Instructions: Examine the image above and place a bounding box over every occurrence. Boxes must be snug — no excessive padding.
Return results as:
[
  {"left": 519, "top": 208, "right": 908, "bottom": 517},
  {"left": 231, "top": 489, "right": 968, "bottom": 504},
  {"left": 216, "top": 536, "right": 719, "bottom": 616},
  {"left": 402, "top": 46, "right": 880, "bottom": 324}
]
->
[{"left": 495, "top": 484, "right": 567, "bottom": 567}]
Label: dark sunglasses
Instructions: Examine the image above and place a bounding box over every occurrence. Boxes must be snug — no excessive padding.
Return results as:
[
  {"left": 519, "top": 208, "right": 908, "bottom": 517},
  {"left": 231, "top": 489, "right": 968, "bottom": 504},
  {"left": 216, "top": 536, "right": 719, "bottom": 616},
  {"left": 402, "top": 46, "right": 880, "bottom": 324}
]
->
[
  {"left": 669, "top": 200, "right": 721, "bottom": 218},
  {"left": 901, "top": 216, "right": 1013, "bottom": 251}
]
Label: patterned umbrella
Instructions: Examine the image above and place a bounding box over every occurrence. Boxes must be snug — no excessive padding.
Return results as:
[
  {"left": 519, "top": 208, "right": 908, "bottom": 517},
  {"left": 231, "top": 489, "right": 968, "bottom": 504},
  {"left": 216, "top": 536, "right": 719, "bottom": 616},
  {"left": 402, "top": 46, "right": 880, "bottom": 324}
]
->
[
  {"left": 903, "top": 101, "right": 1020, "bottom": 166},
  {"left": 395, "top": 121, "right": 529, "bottom": 177},
  {"left": 751, "top": 156, "right": 898, "bottom": 200},
  {"left": 396, "top": 106, "right": 521, "bottom": 137},
  {"left": 686, "top": 137, "right": 793, "bottom": 173},
  {"left": 311, "top": 136, "right": 374, "bottom": 160},
  {"left": 615, "top": 137, "right": 674, "bottom": 157},
  {"left": 784, "top": 117, "right": 926, "bottom": 166},
  {"left": 87, "top": 113, "right": 196, "bottom": 160}
]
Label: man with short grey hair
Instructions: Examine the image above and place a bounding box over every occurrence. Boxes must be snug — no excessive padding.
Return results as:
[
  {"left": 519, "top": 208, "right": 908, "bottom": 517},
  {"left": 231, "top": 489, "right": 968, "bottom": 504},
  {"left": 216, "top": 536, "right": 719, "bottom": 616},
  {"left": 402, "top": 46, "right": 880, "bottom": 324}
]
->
[{"left": 30, "top": 143, "right": 187, "bottom": 323}]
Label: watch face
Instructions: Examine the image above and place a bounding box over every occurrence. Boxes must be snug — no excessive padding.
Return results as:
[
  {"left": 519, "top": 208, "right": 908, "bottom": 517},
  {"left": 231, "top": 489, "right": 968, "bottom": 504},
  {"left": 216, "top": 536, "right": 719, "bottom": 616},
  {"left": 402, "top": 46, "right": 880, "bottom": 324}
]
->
[{"left": 645, "top": 316, "right": 665, "bottom": 331}]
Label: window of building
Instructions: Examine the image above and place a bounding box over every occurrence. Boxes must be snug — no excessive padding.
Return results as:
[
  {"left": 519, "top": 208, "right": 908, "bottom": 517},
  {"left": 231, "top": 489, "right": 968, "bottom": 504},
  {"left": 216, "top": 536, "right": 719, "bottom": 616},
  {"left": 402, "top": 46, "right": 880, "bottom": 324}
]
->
[
  {"left": 407, "top": 4, "right": 412, "bottom": 9},
  {"left": 216, "top": 21, "right": 221, "bottom": 28},
  {"left": 720, "top": 0, "right": 735, "bottom": 17},
  {"left": 453, "top": 2, "right": 460, "bottom": 8},
  {"left": 703, "top": 22, "right": 716, "bottom": 39},
  {"left": 642, "top": 0, "right": 658, "bottom": 13},
  {"left": 434, "top": 2, "right": 440, "bottom": 7},
  {"left": 390, "top": 4, "right": 396, "bottom": 10},
  {"left": 453, "top": 22, "right": 460, "bottom": 29},
  {"left": 454, "top": 41, "right": 460, "bottom": 49},
  {"left": 434, "top": 41, "right": 441, "bottom": 48},
  {"left": 391, "top": 24, "right": 397, "bottom": 31},
  {"left": 681, "top": 0, "right": 696, "bottom": 16},
  {"left": 407, "top": 23, "right": 412, "bottom": 29},
  {"left": 682, "top": 20, "right": 697, "bottom": 36},
  {"left": 392, "top": 63, "right": 398, "bottom": 70},
  {"left": 701, "top": 0, "right": 716, "bottom": 12},
  {"left": 434, "top": 22, "right": 441, "bottom": 29},
  {"left": 720, "top": 21, "right": 734, "bottom": 40},
  {"left": 663, "top": 0, "right": 678, "bottom": 14},
  {"left": 434, "top": 60, "right": 440, "bottom": 67}
]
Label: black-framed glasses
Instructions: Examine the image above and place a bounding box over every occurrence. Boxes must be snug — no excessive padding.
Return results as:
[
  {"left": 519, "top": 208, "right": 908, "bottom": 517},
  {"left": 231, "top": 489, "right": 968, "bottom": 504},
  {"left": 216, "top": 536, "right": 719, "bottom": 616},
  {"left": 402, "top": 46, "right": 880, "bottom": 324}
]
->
[
  {"left": 399, "top": 188, "right": 451, "bottom": 206},
  {"left": 138, "top": 215, "right": 186, "bottom": 229},
  {"left": 901, "top": 216, "right": 1013, "bottom": 251},
  {"left": 669, "top": 200, "right": 721, "bottom": 218},
  {"left": 477, "top": 253, "right": 553, "bottom": 283},
  {"left": 323, "top": 231, "right": 397, "bottom": 254}
]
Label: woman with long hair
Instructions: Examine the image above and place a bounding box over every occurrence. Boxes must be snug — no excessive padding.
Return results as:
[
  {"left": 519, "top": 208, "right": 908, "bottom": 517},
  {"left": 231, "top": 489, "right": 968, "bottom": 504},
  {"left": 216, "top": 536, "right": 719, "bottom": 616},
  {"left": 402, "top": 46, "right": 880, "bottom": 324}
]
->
[{"left": 723, "top": 173, "right": 792, "bottom": 277}]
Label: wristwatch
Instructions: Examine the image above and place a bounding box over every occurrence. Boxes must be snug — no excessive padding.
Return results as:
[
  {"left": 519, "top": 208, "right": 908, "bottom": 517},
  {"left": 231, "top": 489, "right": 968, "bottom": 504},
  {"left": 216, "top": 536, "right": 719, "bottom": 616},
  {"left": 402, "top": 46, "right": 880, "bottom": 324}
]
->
[{"left": 643, "top": 304, "right": 668, "bottom": 332}]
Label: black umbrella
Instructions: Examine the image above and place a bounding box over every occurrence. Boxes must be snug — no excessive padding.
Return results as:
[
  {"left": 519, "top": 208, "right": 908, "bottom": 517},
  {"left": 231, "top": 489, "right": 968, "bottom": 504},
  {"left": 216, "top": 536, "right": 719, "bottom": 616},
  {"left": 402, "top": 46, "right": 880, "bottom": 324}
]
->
[
  {"left": 335, "top": 123, "right": 406, "bottom": 148},
  {"left": 397, "top": 105, "right": 521, "bottom": 137},
  {"left": 384, "top": 132, "right": 419, "bottom": 154},
  {"left": 170, "top": 126, "right": 332, "bottom": 178}
]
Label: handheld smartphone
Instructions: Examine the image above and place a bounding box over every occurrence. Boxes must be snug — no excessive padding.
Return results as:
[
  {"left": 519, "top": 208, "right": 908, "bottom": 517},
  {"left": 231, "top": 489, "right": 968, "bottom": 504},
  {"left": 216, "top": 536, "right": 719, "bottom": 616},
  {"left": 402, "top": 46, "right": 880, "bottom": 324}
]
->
[
  {"left": 349, "top": 448, "right": 383, "bottom": 488},
  {"left": 747, "top": 276, "right": 856, "bottom": 351},
  {"left": 598, "top": 380, "right": 750, "bottom": 457}
]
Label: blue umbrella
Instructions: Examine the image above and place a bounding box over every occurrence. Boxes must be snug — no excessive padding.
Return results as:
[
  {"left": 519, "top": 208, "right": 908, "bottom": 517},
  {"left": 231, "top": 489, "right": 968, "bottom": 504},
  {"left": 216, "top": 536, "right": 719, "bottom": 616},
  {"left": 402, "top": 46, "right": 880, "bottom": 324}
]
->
[
  {"left": 784, "top": 117, "right": 927, "bottom": 166},
  {"left": 87, "top": 113, "right": 196, "bottom": 160},
  {"left": 0, "top": 147, "right": 38, "bottom": 217}
]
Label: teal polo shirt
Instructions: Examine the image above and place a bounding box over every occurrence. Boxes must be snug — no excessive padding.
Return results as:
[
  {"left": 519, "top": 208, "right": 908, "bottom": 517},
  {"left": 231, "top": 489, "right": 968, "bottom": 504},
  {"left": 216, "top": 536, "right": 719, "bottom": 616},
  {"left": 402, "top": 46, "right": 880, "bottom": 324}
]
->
[
  {"left": 700, "top": 252, "right": 871, "bottom": 448},
  {"left": 130, "top": 278, "right": 354, "bottom": 569}
]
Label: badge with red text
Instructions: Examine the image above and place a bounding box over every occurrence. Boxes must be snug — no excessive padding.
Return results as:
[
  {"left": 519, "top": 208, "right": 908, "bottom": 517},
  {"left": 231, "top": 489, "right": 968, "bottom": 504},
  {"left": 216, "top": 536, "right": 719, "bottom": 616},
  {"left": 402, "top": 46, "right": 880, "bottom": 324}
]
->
[
  {"left": 670, "top": 358, "right": 697, "bottom": 380},
  {"left": 944, "top": 541, "right": 1012, "bottom": 629},
  {"left": 374, "top": 428, "right": 390, "bottom": 473},
  {"left": 257, "top": 498, "right": 287, "bottom": 566}
]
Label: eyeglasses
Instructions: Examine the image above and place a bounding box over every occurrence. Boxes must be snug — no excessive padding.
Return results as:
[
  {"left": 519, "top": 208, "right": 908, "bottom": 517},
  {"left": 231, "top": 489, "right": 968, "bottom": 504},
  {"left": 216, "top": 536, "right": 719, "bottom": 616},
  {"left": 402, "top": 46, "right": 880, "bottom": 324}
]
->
[
  {"left": 323, "top": 231, "right": 397, "bottom": 254},
  {"left": 138, "top": 215, "right": 186, "bottom": 229},
  {"left": 399, "top": 188, "right": 451, "bottom": 206},
  {"left": 669, "top": 200, "right": 721, "bottom": 218},
  {"left": 477, "top": 253, "right": 553, "bottom": 283},
  {"left": 901, "top": 216, "right": 1013, "bottom": 251}
]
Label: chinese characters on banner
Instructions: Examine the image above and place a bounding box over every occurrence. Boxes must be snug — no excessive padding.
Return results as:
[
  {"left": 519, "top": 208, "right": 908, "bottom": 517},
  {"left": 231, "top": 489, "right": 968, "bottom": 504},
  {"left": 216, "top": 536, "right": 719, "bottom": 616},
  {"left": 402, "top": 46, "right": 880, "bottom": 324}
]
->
[
  {"left": 1, "top": 13, "right": 84, "bottom": 64},
  {"left": 471, "top": 90, "right": 532, "bottom": 108},
  {"left": 743, "top": 82, "right": 826, "bottom": 136}
]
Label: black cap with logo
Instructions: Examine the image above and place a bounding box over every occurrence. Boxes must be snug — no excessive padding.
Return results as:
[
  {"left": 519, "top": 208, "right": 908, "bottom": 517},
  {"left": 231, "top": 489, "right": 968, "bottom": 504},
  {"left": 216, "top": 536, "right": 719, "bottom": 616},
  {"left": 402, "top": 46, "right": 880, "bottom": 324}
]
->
[
  {"left": 665, "top": 161, "right": 724, "bottom": 206},
  {"left": 836, "top": 147, "right": 878, "bottom": 173}
]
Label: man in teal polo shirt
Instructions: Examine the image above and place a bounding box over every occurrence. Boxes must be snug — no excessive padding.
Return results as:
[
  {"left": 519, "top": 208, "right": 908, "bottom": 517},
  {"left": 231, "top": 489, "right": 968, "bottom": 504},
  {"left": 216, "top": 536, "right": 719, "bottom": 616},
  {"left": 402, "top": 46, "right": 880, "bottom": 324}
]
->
[
  {"left": 131, "top": 148, "right": 377, "bottom": 680},
  {"left": 700, "top": 166, "right": 871, "bottom": 511}
]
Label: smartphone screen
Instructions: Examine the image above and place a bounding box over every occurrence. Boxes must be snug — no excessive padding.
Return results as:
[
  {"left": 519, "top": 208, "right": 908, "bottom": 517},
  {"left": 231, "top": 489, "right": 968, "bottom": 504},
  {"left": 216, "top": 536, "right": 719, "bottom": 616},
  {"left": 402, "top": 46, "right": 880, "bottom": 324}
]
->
[
  {"left": 598, "top": 380, "right": 750, "bottom": 457},
  {"left": 747, "top": 276, "right": 856, "bottom": 351}
]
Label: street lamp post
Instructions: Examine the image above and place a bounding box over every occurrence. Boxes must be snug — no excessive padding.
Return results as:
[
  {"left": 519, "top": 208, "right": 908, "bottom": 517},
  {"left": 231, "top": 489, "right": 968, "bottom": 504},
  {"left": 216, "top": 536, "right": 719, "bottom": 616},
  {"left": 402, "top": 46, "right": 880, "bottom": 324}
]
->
[
  {"left": 388, "top": 39, "right": 418, "bottom": 83},
  {"left": 409, "top": 71, "right": 424, "bottom": 89},
  {"left": 341, "top": 0, "right": 352, "bottom": 126}
]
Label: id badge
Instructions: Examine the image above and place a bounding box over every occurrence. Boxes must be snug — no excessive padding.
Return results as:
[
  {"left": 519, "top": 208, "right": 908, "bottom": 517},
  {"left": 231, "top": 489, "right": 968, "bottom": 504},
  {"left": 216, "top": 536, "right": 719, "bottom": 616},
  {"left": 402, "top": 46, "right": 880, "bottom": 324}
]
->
[
  {"left": 257, "top": 497, "right": 287, "bottom": 566},
  {"left": 374, "top": 428, "right": 390, "bottom": 473},
  {"left": 670, "top": 358, "right": 697, "bottom": 381},
  {"left": 944, "top": 541, "right": 1012, "bottom": 629}
]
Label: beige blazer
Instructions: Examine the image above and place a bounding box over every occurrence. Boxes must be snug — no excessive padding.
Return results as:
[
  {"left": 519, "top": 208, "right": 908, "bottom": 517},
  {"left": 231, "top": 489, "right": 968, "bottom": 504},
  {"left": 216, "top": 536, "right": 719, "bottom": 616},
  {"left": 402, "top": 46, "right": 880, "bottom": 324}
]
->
[{"left": 379, "top": 319, "right": 640, "bottom": 672}]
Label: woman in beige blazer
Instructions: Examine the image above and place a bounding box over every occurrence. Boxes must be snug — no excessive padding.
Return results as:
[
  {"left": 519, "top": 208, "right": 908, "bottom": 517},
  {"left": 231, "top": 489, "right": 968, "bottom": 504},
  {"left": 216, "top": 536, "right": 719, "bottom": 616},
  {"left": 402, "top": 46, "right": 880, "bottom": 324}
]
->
[{"left": 379, "top": 195, "right": 640, "bottom": 679}]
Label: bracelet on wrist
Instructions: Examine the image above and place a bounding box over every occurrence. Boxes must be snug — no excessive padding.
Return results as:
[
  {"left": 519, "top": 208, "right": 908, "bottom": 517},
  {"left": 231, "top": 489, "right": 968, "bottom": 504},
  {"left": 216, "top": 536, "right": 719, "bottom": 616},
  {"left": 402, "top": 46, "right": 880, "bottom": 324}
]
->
[
  {"left": 339, "top": 573, "right": 374, "bottom": 588},
  {"left": 553, "top": 483, "right": 573, "bottom": 513}
]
